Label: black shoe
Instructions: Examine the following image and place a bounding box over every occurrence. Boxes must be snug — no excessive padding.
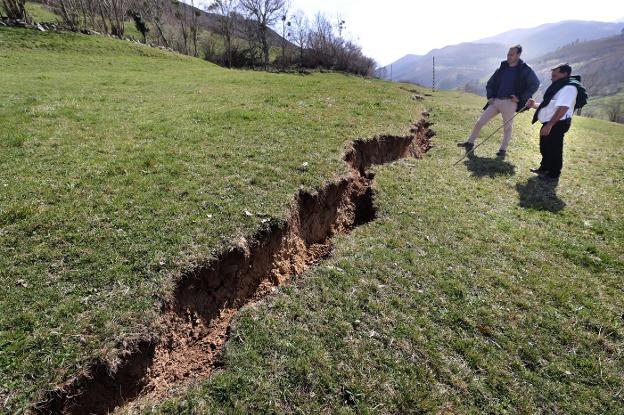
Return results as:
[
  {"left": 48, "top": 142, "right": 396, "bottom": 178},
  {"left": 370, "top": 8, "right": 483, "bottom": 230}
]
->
[
  {"left": 457, "top": 142, "right": 474, "bottom": 150},
  {"left": 530, "top": 168, "right": 548, "bottom": 175},
  {"left": 496, "top": 150, "right": 506, "bottom": 159}
]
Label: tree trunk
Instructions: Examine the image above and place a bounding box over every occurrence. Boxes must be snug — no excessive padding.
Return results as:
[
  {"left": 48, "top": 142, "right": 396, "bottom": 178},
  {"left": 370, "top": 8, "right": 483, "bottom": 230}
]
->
[
  {"left": 226, "top": 33, "right": 232, "bottom": 68},
  {"left": 154, "top": 18, "right": 169, "bottom": 47},
  {"left": 98, "top": 1, "right": 109, "bottom": 34},
  {"left": 260, "top": 24, "right": 269, "bottom": 67}
]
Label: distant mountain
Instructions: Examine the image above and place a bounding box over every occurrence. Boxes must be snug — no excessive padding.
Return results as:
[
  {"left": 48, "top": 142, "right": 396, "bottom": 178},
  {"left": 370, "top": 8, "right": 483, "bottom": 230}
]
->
[
  {"left": 382, "top": 20, "right": 624, "bottom": 93},
  {"left": 380, "top": 42, "right": 506, "bottom": 89},
  {"left": 381, "top": 54, "right": 424, "bottom": 81},
  {"left": 533, "top": 34, "right": 624, "bottom": 97},
  {"left": 475, "top": 20, "right": 624, "bottom": 58}
]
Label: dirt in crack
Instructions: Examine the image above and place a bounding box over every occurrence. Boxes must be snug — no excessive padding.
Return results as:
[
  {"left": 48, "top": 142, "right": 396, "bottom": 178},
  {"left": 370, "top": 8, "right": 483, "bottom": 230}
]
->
[{"left": 37, "top": 117, "right": 435, "bottom": 415}]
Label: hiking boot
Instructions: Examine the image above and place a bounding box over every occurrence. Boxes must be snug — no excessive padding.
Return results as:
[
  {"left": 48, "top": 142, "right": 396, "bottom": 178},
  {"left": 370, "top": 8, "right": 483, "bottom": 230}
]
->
[
  {"left": 496, "top": 150, "right": 506, "bottom": 159},
  {"left": 457, "top": 141, "right": 474, "bottom": 151}
]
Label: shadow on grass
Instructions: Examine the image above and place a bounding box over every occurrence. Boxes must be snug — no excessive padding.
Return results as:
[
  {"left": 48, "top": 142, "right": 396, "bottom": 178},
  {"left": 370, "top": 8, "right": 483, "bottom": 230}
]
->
[
  {"left": 463, "top": 153, "right": 516, "bottom": 178},
  {"left": 516, "top": 176, "right": 566, "bottom": 213}
]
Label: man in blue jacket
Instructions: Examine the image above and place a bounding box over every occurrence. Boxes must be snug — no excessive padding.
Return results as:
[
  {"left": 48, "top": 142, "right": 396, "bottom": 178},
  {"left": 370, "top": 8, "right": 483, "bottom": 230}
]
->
[{"left": 457, "top": 45, "right": 540, "bottom": 158}]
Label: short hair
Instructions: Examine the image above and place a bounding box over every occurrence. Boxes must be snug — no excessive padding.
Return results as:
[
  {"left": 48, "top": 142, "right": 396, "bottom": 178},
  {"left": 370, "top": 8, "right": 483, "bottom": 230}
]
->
[
  {"left": 552, "top": 63, "right": 572, "bottom": 76},
  {"left": 510, "top": 44, "right": 523, "bottom": 55}
]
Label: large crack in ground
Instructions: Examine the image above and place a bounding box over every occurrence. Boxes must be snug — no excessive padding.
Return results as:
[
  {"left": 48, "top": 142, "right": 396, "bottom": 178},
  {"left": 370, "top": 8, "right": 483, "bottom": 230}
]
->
[{"left": 35, "top": 116, "right": 435, "bottom": 415}]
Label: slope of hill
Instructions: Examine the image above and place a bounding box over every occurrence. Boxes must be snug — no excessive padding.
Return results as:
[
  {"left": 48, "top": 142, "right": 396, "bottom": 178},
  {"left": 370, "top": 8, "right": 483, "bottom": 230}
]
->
[
  {"left": 532, "top": 34, "right": 624, "bottom": 97},
  {"left": 2, "top": 26, "right": 623, "bottom": 415},
  {"left": 476, "top": 20, "right": 623, "bottom": 58},
  {"left": 28, "top": 0, "right": 288, "bottom": 47},
  {"left": 380, "top": 53, "right": 424, "bottom": 81},
  {"left": 0, "top": 26, "right": 423, "bottom": 413},
  {"left": 158, "top": 0, "right": 287, "bottom": 47}
]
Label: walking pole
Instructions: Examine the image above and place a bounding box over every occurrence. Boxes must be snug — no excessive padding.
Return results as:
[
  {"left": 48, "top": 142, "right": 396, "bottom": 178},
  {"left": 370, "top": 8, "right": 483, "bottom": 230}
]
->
[{"left": 453, "top": 105, "right": 529, "bottom": 166}]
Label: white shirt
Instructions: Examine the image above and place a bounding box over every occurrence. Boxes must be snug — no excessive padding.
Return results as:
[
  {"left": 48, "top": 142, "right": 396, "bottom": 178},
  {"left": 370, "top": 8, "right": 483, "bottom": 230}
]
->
[{"left": 537, "top": 85, "right": 577, "bottom": 123}]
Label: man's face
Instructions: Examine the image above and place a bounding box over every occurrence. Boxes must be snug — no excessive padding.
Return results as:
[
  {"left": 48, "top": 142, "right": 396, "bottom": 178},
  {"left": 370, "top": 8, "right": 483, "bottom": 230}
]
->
[
  {"left": 551, "top": 68, "right": 568, "bottom": 82},
  {"left": 507, "top": 48, "right": 520, "bottom": 65}
]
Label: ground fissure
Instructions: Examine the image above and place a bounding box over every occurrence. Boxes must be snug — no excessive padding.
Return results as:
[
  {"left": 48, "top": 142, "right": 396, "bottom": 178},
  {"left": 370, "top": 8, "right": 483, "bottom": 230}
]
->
[{"left": 36, "top": 116, "right": 435, "bottom": 414}]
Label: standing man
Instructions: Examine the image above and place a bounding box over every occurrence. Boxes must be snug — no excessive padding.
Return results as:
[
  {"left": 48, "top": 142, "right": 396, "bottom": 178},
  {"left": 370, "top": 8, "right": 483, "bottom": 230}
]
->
[
  {"left": 526, "top": 63, "right": 587, "bottom": 182},
  {"left": 457, "top": 45, "right": 539, "bottom": 158}
]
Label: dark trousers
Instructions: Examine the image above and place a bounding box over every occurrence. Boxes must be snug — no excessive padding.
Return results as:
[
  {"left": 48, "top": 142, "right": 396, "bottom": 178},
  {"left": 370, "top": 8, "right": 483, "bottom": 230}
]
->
[{"left": 539, "top": 119, "right": 571, "bottom": 178}]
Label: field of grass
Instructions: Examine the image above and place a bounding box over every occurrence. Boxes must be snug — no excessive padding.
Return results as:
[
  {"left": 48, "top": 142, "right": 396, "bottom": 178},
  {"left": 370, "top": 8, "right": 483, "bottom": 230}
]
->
[
  {"left": 0, "top": 27, "right": 419, "bottom": 413},
  {"left": 24, "top": 2, "right": 60, "bottom": 23},
  {"left": 1, "top": 27, "right": 623, "bottom": 414}
]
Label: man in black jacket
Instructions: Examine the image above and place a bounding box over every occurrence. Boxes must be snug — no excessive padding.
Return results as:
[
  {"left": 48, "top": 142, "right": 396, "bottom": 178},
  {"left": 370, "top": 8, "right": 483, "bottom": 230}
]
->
[{"left": 458, "top": 45, "right": 540, "bottom": 158}]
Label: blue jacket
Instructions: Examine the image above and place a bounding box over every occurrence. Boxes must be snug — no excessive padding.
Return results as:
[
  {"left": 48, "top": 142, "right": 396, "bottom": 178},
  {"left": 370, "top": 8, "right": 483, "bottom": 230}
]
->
[{"left": 485, "top": 59, "right": 540, "bottom": 112}]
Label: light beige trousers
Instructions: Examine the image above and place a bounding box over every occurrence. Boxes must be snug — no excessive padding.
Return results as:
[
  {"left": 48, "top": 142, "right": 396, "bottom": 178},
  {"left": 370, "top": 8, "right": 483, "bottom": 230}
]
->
[{"left": 467, "top": 98, "right": 517, "bottom": 151}]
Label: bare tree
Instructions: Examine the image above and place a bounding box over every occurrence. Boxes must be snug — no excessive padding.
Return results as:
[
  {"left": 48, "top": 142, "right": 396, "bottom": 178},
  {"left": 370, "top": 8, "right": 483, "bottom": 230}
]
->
[
  {"left": 602, "top": 98, "right": 624, "bottom": 123},
  {"left": 208, "top": 0, "right": 239, "bottom": 68},
  {"left": 51, "top": 0, "right": 82, "bottom": 28},
  {"left": 52, "top": 0, "right": 127, "bottom": 35},
  {"left": 307, "top": 12, "right": 335, "bottom": 68},
  {"left": 107, "top": 0, "right": 127, "bottom": 37},
  {"left": 82, "top": 0, "right": 100, "bottom": 31},
  {"left": 97, "top": 0, "right": 110, "bottom": 33},
  {"left": 142, "top": 0, "right": 169, "bottom": 46},
  {"left": 290, "top": 10, "right": 308, "bottom": 66},
  {"left": 279, "top": 10, "right": 290, "bottom": 63},
  {"left": 173, "top": 1, "right": 189, "bottom": 54},
  {"left": 239, "top": 0, "right": 288, "bottom": 66},
  {"left": 1, "top": 0, "right": 28, "bottom": 21},
  {"left": 187, "top": 0, "right": 200, "bottom": 57}
]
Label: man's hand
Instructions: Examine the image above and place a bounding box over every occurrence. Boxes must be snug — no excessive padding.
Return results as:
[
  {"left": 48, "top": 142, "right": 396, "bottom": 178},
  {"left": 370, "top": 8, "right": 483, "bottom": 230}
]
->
[
  {"left": 540, "top": 124, "right": 553, "bottom": 137},
  {"left": 527, "top": 98, "right": 538, "bottom": 109},
  {"left": 510, "top": 95, "right": 519, "bottom": 103},
  {"left": 488, "top": 98, "right": 495, "bottom": 105}
]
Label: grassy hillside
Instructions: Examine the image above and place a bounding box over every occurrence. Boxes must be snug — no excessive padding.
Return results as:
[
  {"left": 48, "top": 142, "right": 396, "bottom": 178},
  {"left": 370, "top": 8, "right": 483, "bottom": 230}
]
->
[
  {"left": 24, "top": 1, "right": 59, "bottom": 22},
  {"left": 147, "top": 89, "right": 624, "bottom": 414},
  {"left": 1, "top": 27, "right": 623, "bottom": 414},
  {"left": 0, "top": 27, "right": 418, "bottom": 413}
]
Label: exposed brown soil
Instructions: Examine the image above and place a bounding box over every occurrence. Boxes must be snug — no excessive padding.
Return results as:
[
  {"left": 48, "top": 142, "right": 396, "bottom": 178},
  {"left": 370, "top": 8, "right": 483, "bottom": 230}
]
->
[{"left": 35, "top": 116, "right": 435, "bottom": 415}]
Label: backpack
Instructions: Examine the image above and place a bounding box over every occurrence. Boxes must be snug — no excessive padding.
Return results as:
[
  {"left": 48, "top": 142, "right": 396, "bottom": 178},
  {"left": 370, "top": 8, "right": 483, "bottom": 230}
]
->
[{"left": 571, "top": 76, "right": 588, "bottom": 110}]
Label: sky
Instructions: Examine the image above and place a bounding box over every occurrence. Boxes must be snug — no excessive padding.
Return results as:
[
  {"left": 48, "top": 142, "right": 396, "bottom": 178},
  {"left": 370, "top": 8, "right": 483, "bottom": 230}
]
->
[{"left": 188, "top": 0, "right": 623, "bottom": 66}]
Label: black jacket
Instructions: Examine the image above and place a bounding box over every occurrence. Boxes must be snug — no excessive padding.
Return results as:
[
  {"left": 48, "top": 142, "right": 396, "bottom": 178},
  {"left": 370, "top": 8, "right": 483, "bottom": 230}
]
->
[
  {"left": 484, "top": 59, "right": 540, "bottom": 112},
  {"left": 532, "top": 75, "right": 588, "bottom": 124}
]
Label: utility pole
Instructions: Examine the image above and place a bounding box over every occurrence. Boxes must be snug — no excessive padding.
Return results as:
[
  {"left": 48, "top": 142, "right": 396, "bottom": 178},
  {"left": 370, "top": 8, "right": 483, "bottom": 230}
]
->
[{"left": 432, "top": 56, "right": 436, "bottom": 92}]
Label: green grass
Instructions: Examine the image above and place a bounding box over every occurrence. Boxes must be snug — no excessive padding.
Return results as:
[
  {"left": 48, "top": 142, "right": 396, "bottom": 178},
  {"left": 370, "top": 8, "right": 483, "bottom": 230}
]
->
[
  {"left": 0, "top": 27, "right": 420, "bottom": 413},
  {"left": 1, "top": 27, "right": 624, "bottom": 414},
  {"left": 144, "top": 94, "right": 624, "bottom": 414},
  {"left": 24, "top": 2, "right": 60, "bottom": 22}
]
